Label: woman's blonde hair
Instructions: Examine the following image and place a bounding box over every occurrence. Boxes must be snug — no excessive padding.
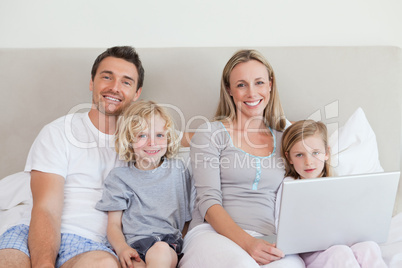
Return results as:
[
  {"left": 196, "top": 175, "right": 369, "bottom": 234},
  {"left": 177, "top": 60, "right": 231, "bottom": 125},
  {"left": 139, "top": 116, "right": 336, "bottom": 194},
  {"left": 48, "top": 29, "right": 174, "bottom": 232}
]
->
[
  {"left": 115, "top": 100, "right": 180, "bottom": 162},
  {"left": 214, "top": 49, "right": 286, "bottom": 131},
  {"left": 281, "top": 120, "right": 332, "bottom": 179}
]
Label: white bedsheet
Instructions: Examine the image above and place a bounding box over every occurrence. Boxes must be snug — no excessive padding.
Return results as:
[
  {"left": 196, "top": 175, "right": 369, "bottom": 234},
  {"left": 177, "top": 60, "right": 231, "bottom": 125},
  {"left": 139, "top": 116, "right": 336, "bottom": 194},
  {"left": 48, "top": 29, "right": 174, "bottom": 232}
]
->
[
  {"left": 380, "top": 212, "right": 402, "bottom": 267},
  {"left": 0, "top": 172, "right": 32, "bottom": 235},
  {"left": 0, "top": 172, "right": 401, "bottom": 267}
]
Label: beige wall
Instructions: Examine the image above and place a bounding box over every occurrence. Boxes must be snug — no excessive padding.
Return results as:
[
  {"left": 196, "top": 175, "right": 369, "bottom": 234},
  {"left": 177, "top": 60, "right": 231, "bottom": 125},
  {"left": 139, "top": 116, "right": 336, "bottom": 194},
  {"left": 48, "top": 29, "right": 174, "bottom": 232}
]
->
[
  {"left": 0, "top": 0, "right": 401, "bottom": 49},
  {"left": 0, "top": 1, "right": 401, "bottom": 211}
]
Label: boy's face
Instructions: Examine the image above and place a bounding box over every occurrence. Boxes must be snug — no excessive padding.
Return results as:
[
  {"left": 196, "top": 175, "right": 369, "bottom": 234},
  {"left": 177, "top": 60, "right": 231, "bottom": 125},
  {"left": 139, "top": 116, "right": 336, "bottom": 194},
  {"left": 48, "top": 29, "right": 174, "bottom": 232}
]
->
[
  {"left": 132, "top": 114, "right": 168, "bottom": 170},
  {"left": 286, "top": 134, "right": 329, "bottom": 179}
]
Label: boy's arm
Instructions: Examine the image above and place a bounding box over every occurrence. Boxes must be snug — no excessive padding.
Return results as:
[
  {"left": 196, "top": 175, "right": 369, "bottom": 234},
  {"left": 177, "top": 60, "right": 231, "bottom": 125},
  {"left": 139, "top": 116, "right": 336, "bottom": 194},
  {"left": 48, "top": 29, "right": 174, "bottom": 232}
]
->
[
  {"left": 107, "top": 211, "right": 141, "bottom": 268},
  {"left": 28, "top": 170, "right": 65, "bottom": 268}
]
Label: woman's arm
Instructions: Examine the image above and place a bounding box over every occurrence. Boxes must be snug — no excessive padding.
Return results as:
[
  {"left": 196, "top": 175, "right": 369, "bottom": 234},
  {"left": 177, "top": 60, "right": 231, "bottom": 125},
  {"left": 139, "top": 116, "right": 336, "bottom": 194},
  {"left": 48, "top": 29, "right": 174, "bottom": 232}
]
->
[
  {"left": 205, "top": 204, "right": 284, "bottom": 265},
  {"left": 181, "top": 221, "right": 190, "bottom": 237},
  {"left": 180, "top": 132, "right": 194, "bottom": 147},
  {"left": 191, "top": 122, "right": 284, "bottom": 265},
  {"left": 107, "top": 211, "right": 141, "bottom": 268}
]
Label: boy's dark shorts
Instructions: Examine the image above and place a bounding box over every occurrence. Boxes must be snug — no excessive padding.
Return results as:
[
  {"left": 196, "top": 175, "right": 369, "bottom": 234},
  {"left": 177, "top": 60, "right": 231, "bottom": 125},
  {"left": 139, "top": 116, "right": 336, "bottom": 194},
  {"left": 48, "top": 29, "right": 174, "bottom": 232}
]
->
[{"left": 130, "top": 234, "right": 183, "bottom": 262}]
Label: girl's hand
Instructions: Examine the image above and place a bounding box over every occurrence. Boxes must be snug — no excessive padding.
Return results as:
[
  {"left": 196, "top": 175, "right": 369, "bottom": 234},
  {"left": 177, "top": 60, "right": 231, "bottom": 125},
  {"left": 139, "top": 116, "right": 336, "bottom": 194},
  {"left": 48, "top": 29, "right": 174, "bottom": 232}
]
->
[
  {"left": 245, "top": 237, "right": 285, "bottom": 265},
  {"left": 117, "top": 245, "right": 142, "bottom": 268}
]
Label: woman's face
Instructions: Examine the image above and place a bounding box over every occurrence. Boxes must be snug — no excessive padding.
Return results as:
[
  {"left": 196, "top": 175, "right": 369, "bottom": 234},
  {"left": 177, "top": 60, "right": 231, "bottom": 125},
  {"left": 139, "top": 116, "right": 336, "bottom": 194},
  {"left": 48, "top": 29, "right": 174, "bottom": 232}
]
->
[{"left": 228, "top": 60, "right": 272, "bottom": 121}]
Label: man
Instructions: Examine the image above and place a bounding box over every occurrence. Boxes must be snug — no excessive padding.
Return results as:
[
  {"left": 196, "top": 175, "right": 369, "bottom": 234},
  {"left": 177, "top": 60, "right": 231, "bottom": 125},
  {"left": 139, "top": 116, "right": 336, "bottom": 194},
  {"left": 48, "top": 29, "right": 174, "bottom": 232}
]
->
[{"left": 0, "top": 46, "right": 144, "bottom": 268}]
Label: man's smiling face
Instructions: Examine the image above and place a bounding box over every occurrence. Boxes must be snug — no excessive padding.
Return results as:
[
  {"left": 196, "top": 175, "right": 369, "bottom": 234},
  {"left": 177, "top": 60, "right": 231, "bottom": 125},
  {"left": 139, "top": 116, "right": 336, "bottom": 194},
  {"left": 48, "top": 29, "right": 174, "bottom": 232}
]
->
[{"left": 90, "top": 56, "right": 142, "bottom": 116}]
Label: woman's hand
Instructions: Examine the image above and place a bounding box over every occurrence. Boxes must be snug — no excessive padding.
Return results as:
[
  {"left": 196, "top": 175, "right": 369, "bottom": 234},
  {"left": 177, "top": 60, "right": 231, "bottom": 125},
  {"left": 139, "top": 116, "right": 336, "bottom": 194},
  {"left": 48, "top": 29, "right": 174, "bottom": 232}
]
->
[
  {"left": 245, "top": 236, "right": 284, "bottom": 265},
  {"left": 205, "top": 205, "right": 284, "bottom": 265},
  {"left": 116, "top": 245, "right": 142, "bottom": 268}
]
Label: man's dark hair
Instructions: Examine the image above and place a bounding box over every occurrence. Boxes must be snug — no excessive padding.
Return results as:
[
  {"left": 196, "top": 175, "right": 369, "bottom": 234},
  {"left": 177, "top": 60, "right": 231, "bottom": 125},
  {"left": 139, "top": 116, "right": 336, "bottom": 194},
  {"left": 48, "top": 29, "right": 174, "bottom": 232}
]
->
[{"left": 91, "top": 46, "right": 145, "bottom": 91}]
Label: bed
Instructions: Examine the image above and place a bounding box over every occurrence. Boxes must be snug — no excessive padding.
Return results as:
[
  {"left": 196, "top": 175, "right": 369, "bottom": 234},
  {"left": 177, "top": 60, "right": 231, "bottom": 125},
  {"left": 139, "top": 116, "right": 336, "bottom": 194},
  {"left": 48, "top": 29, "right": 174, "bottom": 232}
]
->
[{"left": 0, "top": 47, "right": 401, "bottom": 266}]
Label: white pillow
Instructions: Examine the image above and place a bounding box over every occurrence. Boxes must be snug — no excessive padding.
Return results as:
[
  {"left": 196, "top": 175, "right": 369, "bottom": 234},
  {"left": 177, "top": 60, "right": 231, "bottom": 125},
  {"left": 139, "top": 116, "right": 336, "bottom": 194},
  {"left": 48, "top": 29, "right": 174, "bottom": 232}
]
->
[
  {"left": 177, "top": 146, "right": 191, "bottom": 175},
  {"left": 0, "top": 171, "right": 32, "bottom": 210},
  {"left": 329, "top": 107, "right": 384, "bottom": 176}
]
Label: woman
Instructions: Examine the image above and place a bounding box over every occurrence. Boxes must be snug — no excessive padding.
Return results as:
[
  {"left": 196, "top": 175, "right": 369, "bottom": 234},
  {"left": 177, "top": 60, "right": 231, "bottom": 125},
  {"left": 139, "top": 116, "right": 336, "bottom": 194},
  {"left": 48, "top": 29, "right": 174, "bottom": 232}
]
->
[{"left": 179, "top": 50, "right": 305, "bottom": 267}]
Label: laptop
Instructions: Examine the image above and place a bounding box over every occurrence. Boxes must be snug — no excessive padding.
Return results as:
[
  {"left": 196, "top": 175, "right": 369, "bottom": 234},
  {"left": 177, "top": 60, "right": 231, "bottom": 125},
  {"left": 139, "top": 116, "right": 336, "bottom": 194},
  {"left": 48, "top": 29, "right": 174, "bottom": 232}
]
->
[{"left": 259, "top": 171, "right": 400, "bottom": 255}]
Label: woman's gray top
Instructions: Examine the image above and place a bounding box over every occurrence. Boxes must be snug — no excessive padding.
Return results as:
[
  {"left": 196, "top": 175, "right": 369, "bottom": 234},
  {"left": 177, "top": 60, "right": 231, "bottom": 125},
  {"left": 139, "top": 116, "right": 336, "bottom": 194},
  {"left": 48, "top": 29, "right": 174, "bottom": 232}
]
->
[{"left": 189, "top": 121, "right": 285, "bottom": 236}]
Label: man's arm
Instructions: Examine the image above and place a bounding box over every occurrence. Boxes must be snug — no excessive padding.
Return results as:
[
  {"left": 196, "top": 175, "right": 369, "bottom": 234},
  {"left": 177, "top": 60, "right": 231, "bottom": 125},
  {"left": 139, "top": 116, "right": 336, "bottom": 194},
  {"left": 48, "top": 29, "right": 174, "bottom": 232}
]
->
[{"left": 28, "top": 170, "right": 65, "bottom": 268}]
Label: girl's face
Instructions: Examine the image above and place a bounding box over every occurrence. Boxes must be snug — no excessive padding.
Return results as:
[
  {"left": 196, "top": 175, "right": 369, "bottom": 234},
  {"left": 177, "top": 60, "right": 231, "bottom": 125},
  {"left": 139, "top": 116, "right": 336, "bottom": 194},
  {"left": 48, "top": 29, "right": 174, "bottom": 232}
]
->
[
  {"left": 286, "top": 134, "right": 329, "bottom": 179},
  {"left": 132, "top": 114, "right": 168, "bottom": 170},
  {"left": 227, "top": 60, "right": 272, "bottom": 121}
]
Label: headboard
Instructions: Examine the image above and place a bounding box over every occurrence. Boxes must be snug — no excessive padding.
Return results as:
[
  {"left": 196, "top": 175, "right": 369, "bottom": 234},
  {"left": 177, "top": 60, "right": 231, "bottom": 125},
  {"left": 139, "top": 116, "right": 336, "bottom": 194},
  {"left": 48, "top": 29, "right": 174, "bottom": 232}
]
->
[{"left": 1, "top": 47, "right": 401, "bottom": 211}]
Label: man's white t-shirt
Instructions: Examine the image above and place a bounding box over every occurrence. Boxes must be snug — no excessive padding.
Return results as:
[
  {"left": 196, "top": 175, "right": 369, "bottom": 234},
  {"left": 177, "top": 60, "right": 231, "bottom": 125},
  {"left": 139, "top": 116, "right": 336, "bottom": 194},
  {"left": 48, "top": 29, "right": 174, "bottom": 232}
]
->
[{"left": 22, "top": 112, "right": 126, "bottom": 243}]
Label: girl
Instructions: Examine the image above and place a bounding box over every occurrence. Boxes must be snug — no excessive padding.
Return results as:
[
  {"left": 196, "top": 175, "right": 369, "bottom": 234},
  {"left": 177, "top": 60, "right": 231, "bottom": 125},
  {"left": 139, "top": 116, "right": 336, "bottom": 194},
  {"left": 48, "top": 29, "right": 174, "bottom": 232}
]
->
[
  {"left": 96, "top": 100, "right": 193, "bottom": 268},
  {"left": 281, "top": 120, "right": 387, "bottom": 268}
]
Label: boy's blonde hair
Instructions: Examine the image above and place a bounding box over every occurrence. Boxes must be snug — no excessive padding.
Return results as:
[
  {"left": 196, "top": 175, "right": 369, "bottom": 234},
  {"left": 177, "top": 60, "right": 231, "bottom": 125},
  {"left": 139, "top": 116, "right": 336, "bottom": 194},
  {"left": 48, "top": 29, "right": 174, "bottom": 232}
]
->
[
  {"left": 281, "top": 120, "right": 332, "bottom": 179},
  {"left": 214, "top": 49, "right": 286, "bottom": 131},
  {"left": 115, "top": 100, "right": 180, "bottom": 162}
]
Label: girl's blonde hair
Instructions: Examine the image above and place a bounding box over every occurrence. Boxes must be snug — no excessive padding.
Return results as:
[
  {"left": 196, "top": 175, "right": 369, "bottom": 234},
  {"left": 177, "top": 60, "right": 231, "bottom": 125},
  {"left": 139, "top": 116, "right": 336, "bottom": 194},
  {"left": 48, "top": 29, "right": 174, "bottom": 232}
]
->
[
  {"left": 115, "top": 100, "right": 180, "bottom": 162},
  {"left": 214, "top": 49, "right": 286, "bottom": 131},
  {"left": 281, "top": 120, "right": 332, "bottom": 179}
]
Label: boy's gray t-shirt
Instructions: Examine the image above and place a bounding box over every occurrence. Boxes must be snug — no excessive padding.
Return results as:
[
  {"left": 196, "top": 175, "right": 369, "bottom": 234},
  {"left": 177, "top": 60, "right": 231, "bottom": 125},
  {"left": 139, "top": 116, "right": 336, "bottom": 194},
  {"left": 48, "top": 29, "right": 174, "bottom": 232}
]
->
[{"left": 96, "top": 158, "right": 193, "bottom": 245}]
